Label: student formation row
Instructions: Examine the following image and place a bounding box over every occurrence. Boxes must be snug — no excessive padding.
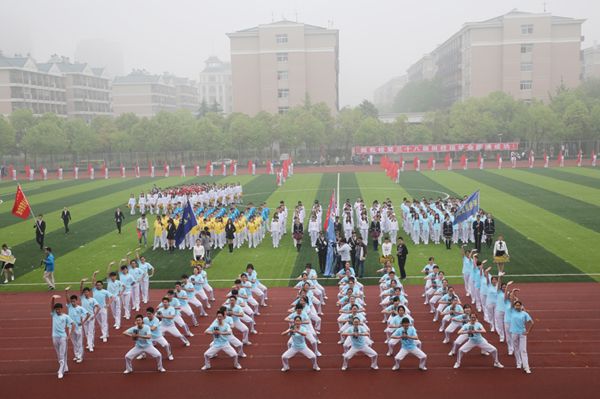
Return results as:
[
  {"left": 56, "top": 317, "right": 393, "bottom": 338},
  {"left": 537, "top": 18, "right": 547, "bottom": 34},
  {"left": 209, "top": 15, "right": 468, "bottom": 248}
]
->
[{"left": 49, "top": 248, "right": 532, "bottom": 378}]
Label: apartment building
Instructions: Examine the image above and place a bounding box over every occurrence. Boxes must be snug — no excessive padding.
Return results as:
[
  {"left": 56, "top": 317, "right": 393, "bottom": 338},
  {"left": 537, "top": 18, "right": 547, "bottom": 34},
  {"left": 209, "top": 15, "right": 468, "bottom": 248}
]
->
[
  {"left": 112, "top": 70, "right": 177, "bottom": 117},
  {"left": 227, "top": 20, "right": 339, "bottom": 115},
  {"left": 198, "top": 56, "right": 232, "bottom": 114}
]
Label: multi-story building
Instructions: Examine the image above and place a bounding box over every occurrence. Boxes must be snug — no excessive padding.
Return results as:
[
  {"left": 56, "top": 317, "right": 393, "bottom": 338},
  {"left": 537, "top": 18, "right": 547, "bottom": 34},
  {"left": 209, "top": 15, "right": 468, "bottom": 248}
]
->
[
  {"left": 407, "top": 10, "right": 585, "bottom": 106},
  {"left": 112, "top": 70, "right": 177, "bottom": 117},
  {"left": 407, "top": 55, "right": 437, "bottom": 83},
  {"left": 0, "top": 53, "right": 67, "bottom": 116},
  {"left": 582, "top": 44, "right": 600, "bottom": 80},
  {"left": 198, "top": 56, "right": 232, "bottom": 114},
  {"left": 171, "top": 76, "right": 199, "bottom": 112},
  {"left": 227, "top": 20, "right": 339, "bottom": 115},
  {"left": 38, "top": 55, "right": 112, "bottom": 121},
  {"left": 373, "top": 75, "right": 407, "bottom": 111}
]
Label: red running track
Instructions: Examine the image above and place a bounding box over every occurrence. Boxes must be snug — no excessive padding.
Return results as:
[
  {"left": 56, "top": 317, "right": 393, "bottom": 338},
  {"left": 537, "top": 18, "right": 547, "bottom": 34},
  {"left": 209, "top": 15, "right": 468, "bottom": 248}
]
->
[{"left": 0, "top": 282, "right": 599, "bottom": 399}]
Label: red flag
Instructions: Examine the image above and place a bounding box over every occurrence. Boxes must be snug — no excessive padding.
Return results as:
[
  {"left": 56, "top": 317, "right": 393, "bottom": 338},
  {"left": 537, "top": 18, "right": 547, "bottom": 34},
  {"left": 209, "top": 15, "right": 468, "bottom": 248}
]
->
[
  {"left": 266, "top": 160, "right": 272, "bottom": 174},
  {"left": 247, "top": 160, "right": 253, "bottom": 174},
  {"left": 11, "top": 185, "right": 31, "bottom": 219},
  {"left": 323, "top": 190, "right": 335, "bottom": 231}
]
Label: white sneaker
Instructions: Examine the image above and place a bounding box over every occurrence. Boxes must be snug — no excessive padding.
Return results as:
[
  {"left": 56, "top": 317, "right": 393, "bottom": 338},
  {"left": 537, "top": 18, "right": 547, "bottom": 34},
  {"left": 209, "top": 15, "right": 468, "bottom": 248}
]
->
[
  {"left": 3, "top": 280, "right": 7, "bottom": 284},
  {"left": 341, "top": 366, "right": 347, "bottom": 371},
  {"left": 438, "top": 327, "right": 443, "bottom": 332},
  {"left": 281, "top": 367, "right": 288, "bottom": 372},
  {"left": 386, "top": 351, "right": 392, "bottom": 357},
  {"left": 442, "top": 338, "right": 449, "bottom": 344},
  {"left": 494, "top": 362, "right": 504, "bottom": 368},
  {"left": 313, "top": 366, "right": 320, "bottom": 371},
  {"left": 240, "top": 353, "right": 247, "bottom": 358},
  {"left": 316, "top": 352, "right": 322, "bottom": 357},
  {"left": 73, "top": 357, "right": 78, "bottom": 361},
  {"left": 448, "top": 351, "right": 454, "bottom": 356},
  {"left": 371, "top": 365, "right": 379, "bottom": 370},
  {"left": 76, "top": 358, "right": 83, "bottom": 363},
  {"left": 419, "top": 367, "right": 427, "bottom": 371},
  {"left": 524, "top": 368, "right": 532, "bottom": 374},
  {"left": 481, "top": 351, "right": 490, "bottom": 356},
  {"left": 102, "top": 337, "right": 108, "bottom": 343},
  {"left": 185, "top": 342, "right": 191, "bottom": 347},
  {"left": 234, "top": 364, "right": 242, "bottom": 369},
  {"left": 123, "top": 370, "right": 131, "bottom": 374},
  {"left": 508, "top": 351, "right": 513, "bottom": 356},
  {"left": 58, "top": 373, "right": 63, "bottom": 379},
  {"left": 188, "top": 333, "right": 194, "bottom": 337},
  {"left": 201, "top": 365, "right": 210, "bottom": 370},
  {"left": 168, "top": 355, "right": 174, "bottom": 361},
  {"left": 251, "top": 330, "right": 258, "bottom": 334},
  {"left": 516, "top": 363, "right": 522, "bottom": 369},
  {"left": 453, "top": 363, "right": 460, "bottom": 369},
  {"left": 158, "top": 368, "right": 166, "bottom": 372},
  {"left": 392, "top": 365, "right": 399, "bottom": 371}
]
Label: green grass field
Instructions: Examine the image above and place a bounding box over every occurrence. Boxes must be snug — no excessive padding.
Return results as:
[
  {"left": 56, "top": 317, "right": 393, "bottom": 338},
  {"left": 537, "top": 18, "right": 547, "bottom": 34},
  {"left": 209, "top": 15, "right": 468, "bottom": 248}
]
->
[{"left": 1, "top": 167, "right": 599, "bottom": 291}]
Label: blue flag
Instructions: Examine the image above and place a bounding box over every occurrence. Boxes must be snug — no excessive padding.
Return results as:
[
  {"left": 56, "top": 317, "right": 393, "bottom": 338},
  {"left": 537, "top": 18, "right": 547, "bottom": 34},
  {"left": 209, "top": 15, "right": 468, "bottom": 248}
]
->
[
  {"left": 453, "top": 190, "right": 480, "bottom": 225},
  {"left": 175, "top": 200, "right": 198, "bottom": 246},
  {"left": 324, "top": 190, "right": 337, "bottom": 276}
]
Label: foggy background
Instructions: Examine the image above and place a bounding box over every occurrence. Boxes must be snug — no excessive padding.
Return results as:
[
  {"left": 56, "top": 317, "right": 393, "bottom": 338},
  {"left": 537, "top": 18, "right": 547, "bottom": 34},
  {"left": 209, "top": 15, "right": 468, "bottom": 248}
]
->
[{"left": 1, "top": 0, "right": 598, "bottom": 107}]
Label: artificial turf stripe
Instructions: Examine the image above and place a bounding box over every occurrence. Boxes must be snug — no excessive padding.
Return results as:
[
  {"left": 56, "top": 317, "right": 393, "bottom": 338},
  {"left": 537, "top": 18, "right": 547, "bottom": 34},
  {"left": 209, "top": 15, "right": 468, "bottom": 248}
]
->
[
  {"left": 0, "top": 178, "right": 139, "bottom": 227},
  {"left": 467, "top": 170, "right": 600, "bottom": 233},
  {"left": 3, "top": 176, "right": 204, "bottom": 284},
  {"left": 425, "top": 171, "right": 597, "bottom": 280},
  {"left": 558, "top": 167, "right": 600, "bottom": 179},
  {"left": 490, "top": 169, "right": 600, "bottom": 207},
  {"left": 0, "top": 178, "right": 64, "bottom": 194},
  {"left": 0, "top": 179, "right": 89, "bottom": 201},
  {"left": 144, "top": 175, "right": 275, "bottom": 288},
  {"left": 203, "top": 173, "right": 322, "bottom": 288},
  {"left": 523, "top": 168, "right": 600, "bottom": 190}
]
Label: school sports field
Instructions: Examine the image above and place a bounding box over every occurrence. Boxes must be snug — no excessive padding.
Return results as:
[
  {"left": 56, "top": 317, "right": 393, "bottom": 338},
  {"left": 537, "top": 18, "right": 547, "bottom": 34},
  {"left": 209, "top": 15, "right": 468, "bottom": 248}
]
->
[
  {"left": 1, "top": 166, "right": 600, "bottom": 398},
  {"left": 1, "top": 166, "right": 599, "bottom": 290}
]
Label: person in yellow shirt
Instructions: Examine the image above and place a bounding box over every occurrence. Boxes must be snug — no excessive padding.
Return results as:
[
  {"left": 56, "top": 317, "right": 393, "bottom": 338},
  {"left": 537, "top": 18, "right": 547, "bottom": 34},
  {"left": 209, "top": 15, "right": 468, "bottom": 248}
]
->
[{"left": 152, "top": 215, "right": 164, "bottom": 250}]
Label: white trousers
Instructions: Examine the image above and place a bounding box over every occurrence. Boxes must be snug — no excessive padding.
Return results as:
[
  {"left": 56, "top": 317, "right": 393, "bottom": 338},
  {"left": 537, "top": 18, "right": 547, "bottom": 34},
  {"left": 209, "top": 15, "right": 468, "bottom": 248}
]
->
[
  {"left": 153, "top": 336, "right": 172, "bottom": 356},
  {"left": 233, "top": 319, "right": 250, "bottom": 343},
  {"left": 203, "top": 343, "right": 239, "bottom": 367},
  {"left": 122, "top": 292, "right": 132, "bottom": 319},
  {"left": 282, "top": 347, "right": 317, "bottom": 369},
  {"left": 132, "top": 283, "right": 141, "bottom": 310},
  {"left": 110, "top": 296, "right": 122, "bottom": 328},
  {"left": 83, "top": 318, "right": 95, "bottom": 349},
  {"left": 96, "top": 307, "right": 109, "bottom": 338},
  {"left": 70, "top": 327, "right": 84, "bottom": 359},
  {"left": 342, "top": 346, "right": 378, "bottom": 368},
  {"left": 125, "top": 345, "right": 163, "bottom": 371},
  {"left": 394, "top": 347, "right": 427, "bottom": 368},
  {"left": 141, "top": 277, "right": 150, "bottom": 303},
  {"left": 160, "top": 325, "right": 189, "bottom": 344},
  {"left": 456, "top": 338, "right": 498, "bottom": 365},
  {"left": 495, "top": 311, "right": 505, "bottom": 341},
  {"left": 513, "top": 334, "right": 530, "bottom": 369},
  {"left": 52, "top": 337, "right": 68, "bottom": 375}
]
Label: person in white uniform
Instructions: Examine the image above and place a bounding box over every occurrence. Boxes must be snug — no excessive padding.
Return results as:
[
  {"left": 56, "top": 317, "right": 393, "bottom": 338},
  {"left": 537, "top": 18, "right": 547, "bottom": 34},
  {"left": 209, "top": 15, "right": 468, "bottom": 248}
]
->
[
  {"left": 123, "top": 315, "right": 166, "bottom": 374},
  {"left": 281, "top": 316, "right": 320, "bottom": 372}
]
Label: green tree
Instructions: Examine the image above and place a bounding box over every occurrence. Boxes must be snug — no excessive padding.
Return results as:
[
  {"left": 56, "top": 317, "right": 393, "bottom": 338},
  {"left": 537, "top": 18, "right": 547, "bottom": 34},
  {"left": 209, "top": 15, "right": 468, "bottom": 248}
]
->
[
  {"left": 0, "top": 116, "right": 16, "bottom": 155},
  {"left": 22, "top": 120, "right": 68, "bottom": 155},
  {"left": 358, "top": 100, "right": 379, "bottom": 118},
  {"left": 562, "top": 99, "right": 591, "bottom": 139},
  {"left": 9, "top": 108, "right": 35, "bottom": 148},
  {"left": 64, "top": 118, "right": 99, "bottom": 155},
  {"left": 393, "top": 79, "right": 445, "bottom": 112}
]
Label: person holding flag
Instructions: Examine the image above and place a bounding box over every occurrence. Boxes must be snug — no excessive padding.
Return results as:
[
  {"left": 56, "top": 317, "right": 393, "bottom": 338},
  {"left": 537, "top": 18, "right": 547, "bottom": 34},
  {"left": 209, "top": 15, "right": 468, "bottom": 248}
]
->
[
  {"left": 174, "top": 200, "right": 198, "bottom": 250},
  {"left": 453, "top": 191, "right": 480, "bottom": 240}
]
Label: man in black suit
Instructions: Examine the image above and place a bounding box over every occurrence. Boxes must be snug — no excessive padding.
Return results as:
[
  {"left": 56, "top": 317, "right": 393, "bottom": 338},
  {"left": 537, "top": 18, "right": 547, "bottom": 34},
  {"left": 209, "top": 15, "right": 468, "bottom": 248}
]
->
[
  {"left": 348, "top": 231, "right": 358, "bottom": 268},
  {"left": 472, "top": 215, "right": 484, "bottom": 253},
  {"left": 442, "top": 216, "right": 454, "bottom": 249},
  {"left": 484, "top": 213, "right": 496, "bottom": 248},
  {"left": 396, "top": 237, "right": 409, "bottom": 279},
  {"left": 34, "top": 214, "right": 46, "bottom": 250},
  {"left": 61, "top": 207, "right": 71, "bottom": 233},
  {"left": 316, "top": 231, "right": 328, "bottom": 274},
  {"left": 114, "top": 207, "right": 125, "bottom": 234}
]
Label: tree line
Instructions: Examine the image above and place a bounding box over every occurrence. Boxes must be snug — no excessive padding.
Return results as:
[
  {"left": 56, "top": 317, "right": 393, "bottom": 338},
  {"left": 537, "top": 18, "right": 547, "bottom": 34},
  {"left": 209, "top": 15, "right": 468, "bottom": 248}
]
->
[{"left": 1, "top": 79, "right": 599, "bottom": 162}]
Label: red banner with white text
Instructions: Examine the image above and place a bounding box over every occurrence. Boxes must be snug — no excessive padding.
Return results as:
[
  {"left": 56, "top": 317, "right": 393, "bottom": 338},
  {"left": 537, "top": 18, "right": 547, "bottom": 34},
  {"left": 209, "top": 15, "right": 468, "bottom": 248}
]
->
[{"left": 353, "top": 142, "right": 519, "bottom": 155}]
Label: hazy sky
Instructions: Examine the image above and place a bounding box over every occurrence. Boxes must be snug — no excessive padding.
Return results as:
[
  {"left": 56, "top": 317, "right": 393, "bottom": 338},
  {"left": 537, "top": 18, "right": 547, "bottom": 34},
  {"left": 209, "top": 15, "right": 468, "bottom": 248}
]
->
[{"left": 1, "top": 0, "right": 598, "bottom": 107}]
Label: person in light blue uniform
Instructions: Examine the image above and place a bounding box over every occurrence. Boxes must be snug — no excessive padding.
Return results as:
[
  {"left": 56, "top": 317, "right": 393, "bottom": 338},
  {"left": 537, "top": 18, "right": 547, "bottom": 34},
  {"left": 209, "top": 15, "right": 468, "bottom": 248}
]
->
[
  {"left": 281, "top": 316, "right": 320, "bottom": 371},
  {"left": 454, "top": 314, "right": 503, "bottom": 369},
  {"left": 80, "top": 285, "right": 100, "bottom": 352},
  {"left": 65, "top": 288, "right": 90, "bottom": 363},
  {"left": 123, "top": 315, "right": 165, "bottom": 374},
  {"left": 91, "top": 271, "right": 114, "bottom": 342},
  {"left": 509, "top": 300, "right": 534, "bottom": 374},
  {"left": 392, "top": 317, "right": 427, "bottom": 370},
  {"left": 341, "top": 317, "right": 378, "bottom": 370},
  {"left": 119, "top": 265, "right": 135, "bottom": 320},
  {"left": 106, "top": 271, "right": 124, "bottom": 329},
  {"left": 50, "top": 296, "right": 74, "bottom": 379},
  {"left": 202, "top": 309, "right": 241, "bottom": 370}
]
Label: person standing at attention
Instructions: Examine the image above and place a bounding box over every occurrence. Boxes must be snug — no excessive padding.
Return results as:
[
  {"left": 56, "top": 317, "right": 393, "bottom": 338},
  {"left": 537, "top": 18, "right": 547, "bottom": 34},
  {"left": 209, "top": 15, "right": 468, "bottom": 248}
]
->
[
  {"left": 136, "top": 214, "right": 149, "bottom": 247},
  {"left": 43, "top": 247, "right": 56, "bottom": 290},
  {"left": 493, "top": 235, "right": 509, "bottom": 276},
  {"left": 114, "top": 208, "right": 125, "bottom": 234},
  {"left": 396, "top": 237, "right": 408, "bottom": 280},
  {"left": 472, "top": 215, "right": 484, "bottom": 253},
  {"left": 34, "top": 214, "right": 46, "bottom": 250}
]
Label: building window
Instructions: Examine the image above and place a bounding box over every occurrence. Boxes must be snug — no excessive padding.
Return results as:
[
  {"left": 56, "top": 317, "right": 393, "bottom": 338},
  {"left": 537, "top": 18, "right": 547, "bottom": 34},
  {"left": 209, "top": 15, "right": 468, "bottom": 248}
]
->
[
  {"left": 277, "top": 70, "right": 288, "bottom": 80},
  {"left": 520, "top": 44, "right": 533, "bottom": 54},
  {"left": 276, "top": 52, "right": 288, "bottom": 62},
  {"left": 278, "top": 106, "right": 289, "bottom": 114},
  {"left": 276, "top": 34, "right": 288, "bottom": 44},
  {"left": 278, "top": 89, "right": 289, "bottom": 98},
  {"left": 520, "top": 62, "right": 533, "bottom": 72},
  {"left": 520, "top": 80, "right": 533, "bottom": 90},
  {"left": 521, "top": 24, "right": 534, "bottom": 34}
]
